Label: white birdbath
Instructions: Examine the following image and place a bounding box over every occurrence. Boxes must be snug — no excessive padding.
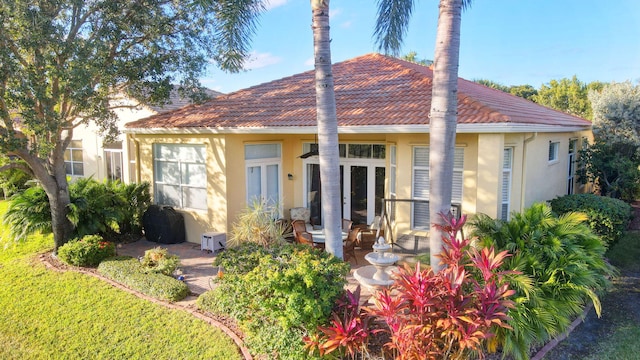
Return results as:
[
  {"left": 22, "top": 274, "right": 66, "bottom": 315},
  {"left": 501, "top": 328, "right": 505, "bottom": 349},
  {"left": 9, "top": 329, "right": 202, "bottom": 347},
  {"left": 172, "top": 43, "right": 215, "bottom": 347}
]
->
[{"left": 353, "top": 237, "right": 399, "bottom": 290}]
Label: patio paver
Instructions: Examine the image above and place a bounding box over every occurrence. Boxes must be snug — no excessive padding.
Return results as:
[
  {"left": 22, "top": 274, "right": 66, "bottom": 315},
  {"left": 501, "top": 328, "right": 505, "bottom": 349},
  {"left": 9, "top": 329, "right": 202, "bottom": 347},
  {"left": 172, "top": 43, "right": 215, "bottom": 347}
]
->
[{"left": 116, "top": 238, "right": 399, "bottom": 303}]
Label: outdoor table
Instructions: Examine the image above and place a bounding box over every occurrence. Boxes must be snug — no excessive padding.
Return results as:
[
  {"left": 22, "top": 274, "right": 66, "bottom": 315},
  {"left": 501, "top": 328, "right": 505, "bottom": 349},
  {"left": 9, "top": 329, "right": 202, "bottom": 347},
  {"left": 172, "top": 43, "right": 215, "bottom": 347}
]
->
[{"left": 307, "top": 229, "right": 348, "bottom": 244}]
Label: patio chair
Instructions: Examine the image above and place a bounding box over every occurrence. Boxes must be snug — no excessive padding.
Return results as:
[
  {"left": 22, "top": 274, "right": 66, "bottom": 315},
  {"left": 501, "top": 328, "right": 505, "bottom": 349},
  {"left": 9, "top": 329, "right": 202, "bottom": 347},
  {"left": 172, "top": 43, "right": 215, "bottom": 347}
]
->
[
  {"left": 342, "top": 219, "right": 353, "bottom": 233},
  {"left": 296, "top": 231, "right": 325, "bottom": 250},
  {"left": 290, "top": 207, "right": 313, "bottom": 231},
  {"left": 356, "top": 216, "right": 384, "bottom": 250},
  {"left": 291, "top": 219, "right": 307, "bottom": 237},
  {"left": 343, "top": 227, "right": 359, "bottom": 264}
]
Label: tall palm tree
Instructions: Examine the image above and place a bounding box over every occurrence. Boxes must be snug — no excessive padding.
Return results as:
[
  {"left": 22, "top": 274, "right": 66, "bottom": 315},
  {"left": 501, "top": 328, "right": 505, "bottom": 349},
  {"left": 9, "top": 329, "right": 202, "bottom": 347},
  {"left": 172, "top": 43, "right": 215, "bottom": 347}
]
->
[
  {"left": 375, "top": 0, "right": 469, "bottom": 271},
  {"left": 311, "top": 0, "right": 342, "bottom": 258}
]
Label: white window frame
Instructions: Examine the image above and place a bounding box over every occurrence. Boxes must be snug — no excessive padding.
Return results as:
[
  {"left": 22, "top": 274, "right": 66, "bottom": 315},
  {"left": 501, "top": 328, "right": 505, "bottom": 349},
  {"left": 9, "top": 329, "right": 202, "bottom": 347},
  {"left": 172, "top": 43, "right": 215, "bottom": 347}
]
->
[
  {"left": 411, "top": 146, "right": 464, "bottom": 230},
  {"left": 548, "top": 141, "right": 560, "bottom": 163},
  {"left": 65, "top": 140, "right": 84, "bottom": 176},
  {"left": 389, "top": 145, "right": 397, "bottom": 198},
  {"left": 567, "top": 138, "right": 578, "bottom": 195},
  {"left": 245, "top": 143, "right": 282, "bottom": 213},
  {"left": 501, "top": 148, "right": 513, "bottom": 221},
  {"left": 153, "top": 143, "right": 207, "bottom": 211}
]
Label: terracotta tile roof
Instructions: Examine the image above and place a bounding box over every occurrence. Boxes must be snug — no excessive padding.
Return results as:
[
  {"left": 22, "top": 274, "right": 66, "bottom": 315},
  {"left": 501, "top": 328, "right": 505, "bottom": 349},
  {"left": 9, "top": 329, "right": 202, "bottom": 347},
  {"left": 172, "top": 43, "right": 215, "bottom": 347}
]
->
[{"left": 125, "top": 53, "right": 591, "bottom": 130}]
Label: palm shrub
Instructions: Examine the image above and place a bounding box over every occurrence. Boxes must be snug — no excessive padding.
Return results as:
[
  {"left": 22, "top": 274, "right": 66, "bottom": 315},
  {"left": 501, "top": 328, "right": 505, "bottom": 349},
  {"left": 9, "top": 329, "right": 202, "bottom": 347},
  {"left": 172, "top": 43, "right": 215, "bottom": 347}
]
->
[
  {"left": 550, "top": 193, "right": 632, "bottom": 248},
  {"left": 470, "top": 203, "right": 616, "bottom": 360},
  {"left": 3, "top": 178, "right": 151, "bottom": 243},
  {"left": 3, "top": 186, "right": 52, "bottom": 240}
]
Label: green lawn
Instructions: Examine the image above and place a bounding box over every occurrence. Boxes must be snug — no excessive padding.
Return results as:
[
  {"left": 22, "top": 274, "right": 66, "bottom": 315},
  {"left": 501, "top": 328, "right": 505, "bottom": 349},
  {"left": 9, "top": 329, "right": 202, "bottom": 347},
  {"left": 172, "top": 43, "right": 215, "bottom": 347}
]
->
[{"left": 0, "top": 202, "right": 242, "bottom": 360}]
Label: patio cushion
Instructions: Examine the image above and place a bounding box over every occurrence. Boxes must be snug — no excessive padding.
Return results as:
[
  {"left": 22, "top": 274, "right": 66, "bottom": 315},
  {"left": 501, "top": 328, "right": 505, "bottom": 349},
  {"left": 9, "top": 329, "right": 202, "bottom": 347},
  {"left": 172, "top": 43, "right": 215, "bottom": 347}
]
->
[{"left": 290, "top": 207, "right": 311, "bottom": 224}]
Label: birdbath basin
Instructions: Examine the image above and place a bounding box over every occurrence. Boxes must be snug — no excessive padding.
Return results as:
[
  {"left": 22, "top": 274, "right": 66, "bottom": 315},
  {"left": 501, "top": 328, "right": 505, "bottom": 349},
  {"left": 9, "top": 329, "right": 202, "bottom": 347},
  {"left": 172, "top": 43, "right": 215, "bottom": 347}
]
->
[{"left": 353, "top": 237, "right": 399, "bottom": 290}]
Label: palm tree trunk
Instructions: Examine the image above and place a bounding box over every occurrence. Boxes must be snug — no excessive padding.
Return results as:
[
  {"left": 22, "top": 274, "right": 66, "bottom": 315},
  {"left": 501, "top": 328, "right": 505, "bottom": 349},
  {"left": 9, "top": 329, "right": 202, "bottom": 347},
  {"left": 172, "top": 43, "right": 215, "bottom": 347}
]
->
[
  {"left": 311, "top": 0, "right": 342, "bottom": 258},
  {"left": 429, "top": 0, "right": 462, "bottom": 272}
]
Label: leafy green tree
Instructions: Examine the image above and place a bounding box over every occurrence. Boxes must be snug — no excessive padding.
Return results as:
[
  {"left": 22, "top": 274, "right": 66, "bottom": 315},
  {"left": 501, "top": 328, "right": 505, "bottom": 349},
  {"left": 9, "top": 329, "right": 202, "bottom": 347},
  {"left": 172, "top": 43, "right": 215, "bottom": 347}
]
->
[
  {"left": 374, "top": 0, "right": 471, "bottom": 271},
  {"left": 508, "top": 84, "right": 538, "bottom": 101},
  {"left": 401, "top": 51, "right": 433, "bottom": 66},
  {"left": 0, "top": 0, "right": 262, "bottom": 251},
  {"left": 579, "top": 81, "right": 640, "bottom": 201},
  {"left": 474, "top": 78, "right": 510, "bottom": 92},
  {"left": 533, "top": 76, "right": 604, "bottom": 120}
]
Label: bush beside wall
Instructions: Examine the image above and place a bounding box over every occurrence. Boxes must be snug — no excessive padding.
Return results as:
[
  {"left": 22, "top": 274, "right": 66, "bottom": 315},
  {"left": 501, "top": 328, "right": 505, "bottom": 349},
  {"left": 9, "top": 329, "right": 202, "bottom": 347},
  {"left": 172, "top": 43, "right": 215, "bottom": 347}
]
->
[{"left": 98, "top": 256, "right": 189, "bottom": 302}]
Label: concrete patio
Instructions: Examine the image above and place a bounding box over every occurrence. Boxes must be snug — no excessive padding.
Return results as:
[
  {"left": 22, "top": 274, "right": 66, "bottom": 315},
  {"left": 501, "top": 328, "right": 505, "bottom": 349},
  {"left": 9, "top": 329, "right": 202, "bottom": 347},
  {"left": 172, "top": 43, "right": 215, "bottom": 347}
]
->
[{"left": 116, "top": 238, "right": 400, "bottom": 302}]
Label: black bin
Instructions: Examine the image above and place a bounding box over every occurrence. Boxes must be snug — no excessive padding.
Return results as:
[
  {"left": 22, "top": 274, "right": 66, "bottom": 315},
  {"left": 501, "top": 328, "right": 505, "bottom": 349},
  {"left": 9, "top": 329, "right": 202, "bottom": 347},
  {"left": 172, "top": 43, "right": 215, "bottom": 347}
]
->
[{"left": 142, "top": 205, "right": 186, "bottom": 244}]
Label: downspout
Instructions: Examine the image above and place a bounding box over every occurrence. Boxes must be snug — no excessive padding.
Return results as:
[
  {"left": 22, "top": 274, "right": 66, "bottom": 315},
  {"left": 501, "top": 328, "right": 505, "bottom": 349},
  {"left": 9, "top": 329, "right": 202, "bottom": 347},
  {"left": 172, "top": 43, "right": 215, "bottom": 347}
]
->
[{"left": 520, "top": 132, "right": 537, "bottom": 212}]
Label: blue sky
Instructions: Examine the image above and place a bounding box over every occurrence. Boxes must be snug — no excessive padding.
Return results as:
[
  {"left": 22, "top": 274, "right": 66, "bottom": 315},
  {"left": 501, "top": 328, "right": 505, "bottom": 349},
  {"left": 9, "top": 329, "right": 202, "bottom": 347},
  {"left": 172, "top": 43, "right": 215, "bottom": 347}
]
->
[{"left": 201, "top": 0, "right": 640, "bottom": 94}]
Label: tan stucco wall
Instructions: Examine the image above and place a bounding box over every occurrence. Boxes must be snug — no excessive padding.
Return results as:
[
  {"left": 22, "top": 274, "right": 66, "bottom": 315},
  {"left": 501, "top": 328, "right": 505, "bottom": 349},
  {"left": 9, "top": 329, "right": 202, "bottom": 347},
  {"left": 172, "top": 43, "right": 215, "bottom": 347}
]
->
[
  {"left": 129, "top": 129, "right": 591, "bottom": 246},
  {"left": 132, "top": 134, "right": 227, "bottom": 243}
]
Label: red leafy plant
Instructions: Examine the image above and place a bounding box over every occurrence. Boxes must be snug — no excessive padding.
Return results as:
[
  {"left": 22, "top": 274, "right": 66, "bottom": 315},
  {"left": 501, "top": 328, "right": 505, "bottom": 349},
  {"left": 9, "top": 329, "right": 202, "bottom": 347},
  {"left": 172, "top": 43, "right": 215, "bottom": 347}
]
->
[
  {"left": 304, "top": 286, "right": 374, "bottom": 359},
  {"left": 368, "top": 213, "right": 516, "bottom": 360}
]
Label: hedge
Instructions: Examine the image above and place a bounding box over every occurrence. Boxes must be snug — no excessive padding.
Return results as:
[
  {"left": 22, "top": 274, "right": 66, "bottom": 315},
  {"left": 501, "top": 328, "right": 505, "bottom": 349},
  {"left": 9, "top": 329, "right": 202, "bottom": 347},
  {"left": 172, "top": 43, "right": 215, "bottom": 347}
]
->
[{"left": 98, "top": 256, "right": 189, "bottom": 302}]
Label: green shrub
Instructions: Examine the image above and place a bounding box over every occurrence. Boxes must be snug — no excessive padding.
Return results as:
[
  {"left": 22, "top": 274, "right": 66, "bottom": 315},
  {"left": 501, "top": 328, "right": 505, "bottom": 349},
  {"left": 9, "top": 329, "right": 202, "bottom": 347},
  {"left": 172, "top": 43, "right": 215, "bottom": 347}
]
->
[
  {"left": 57, "top": 235, "right": 116, "bottom": 267},
  {"left": 98, "top": 256, "right": 189, "bottom": 302},
  {"left": 212, "top": 242, "right": 270, "bottom": 274},
  {"left": 3, "top": 179, "right": 151, "bottom": 242},
  {"left": 140, "top": 247, "right": 180, "bottom": 276},
  {"left": 198, "top": 243, "right": 348, "bottom": 358},
  {"left": 550, "top": 193, "right": 632, "bottom": 247},
  {"left": 470, "top": 203, "right": 616, "bottom": 360}
]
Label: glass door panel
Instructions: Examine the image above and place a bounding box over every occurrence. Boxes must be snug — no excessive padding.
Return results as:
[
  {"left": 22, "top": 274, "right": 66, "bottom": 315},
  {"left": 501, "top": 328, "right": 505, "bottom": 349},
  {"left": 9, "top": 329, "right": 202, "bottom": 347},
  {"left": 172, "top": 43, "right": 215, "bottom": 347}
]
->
[
  {"left": 246, "top": 166, "right": 261, "bottom": 204},
  {"left": 350, "top": 166, "right": 368, "bottom": 225}
]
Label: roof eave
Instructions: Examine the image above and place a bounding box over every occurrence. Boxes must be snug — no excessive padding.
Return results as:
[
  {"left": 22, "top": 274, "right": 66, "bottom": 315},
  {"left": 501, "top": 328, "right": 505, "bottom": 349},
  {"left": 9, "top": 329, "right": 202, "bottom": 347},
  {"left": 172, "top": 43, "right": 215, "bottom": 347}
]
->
[{"left": 124, "top": 123, "right": 592, "bottom": 135}]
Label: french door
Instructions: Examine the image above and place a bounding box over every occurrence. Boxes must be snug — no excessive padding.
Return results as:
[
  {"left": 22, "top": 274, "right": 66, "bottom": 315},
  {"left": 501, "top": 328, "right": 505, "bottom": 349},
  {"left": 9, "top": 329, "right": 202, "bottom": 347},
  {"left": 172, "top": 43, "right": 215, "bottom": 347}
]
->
[{"left": 306, "top": 162, "right": 385, "bottom": 226}]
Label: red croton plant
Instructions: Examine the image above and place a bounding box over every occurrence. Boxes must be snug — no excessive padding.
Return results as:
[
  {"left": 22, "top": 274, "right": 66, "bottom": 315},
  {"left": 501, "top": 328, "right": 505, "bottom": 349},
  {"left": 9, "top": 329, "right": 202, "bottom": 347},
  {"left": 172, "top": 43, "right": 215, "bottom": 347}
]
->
[{"left": 306, "top": 213, "right": 516, "bottom": 360}]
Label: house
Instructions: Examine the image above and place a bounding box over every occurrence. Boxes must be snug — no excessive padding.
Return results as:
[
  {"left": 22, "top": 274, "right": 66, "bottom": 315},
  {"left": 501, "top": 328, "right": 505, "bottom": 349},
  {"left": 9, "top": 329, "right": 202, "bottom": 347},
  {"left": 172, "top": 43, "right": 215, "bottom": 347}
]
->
[
  {"left": 68, "top": 87, "right": 221, "bottom": 183},
  {"left": 124, "top": 53, "right": 592, "bottom": 252}
]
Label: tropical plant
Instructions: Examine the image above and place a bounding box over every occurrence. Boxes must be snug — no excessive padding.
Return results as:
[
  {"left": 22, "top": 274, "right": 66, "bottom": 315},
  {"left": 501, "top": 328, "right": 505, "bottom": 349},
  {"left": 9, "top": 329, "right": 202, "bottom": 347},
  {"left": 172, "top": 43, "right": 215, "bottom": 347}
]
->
[
  {"left": 3, "top": 178, "right": 151, "bottom": 243},
  {"left": 0, "top": 0, "right": 262, "bottom": 252},
  {"left": 228, "top": 201, "right": 287, "bottom": 247},
  {"left": 0, "top": 155, "right": 33, "bottom": 199},
  {"left": 550, "top": 193, "right": 632, "bottom": 248},
  {"left": 304, "top": 286, "right": 374, "bottom": 359},
  {"left": 367, "top": 213, "right": 515, "bottom": 359},
  {"left": 57, "top": 234, "right": 116, "bottom": 267},
  {"left": 470, "top": 203, "right": 616, "bottom": 360},
  {"left": 374, "top": 0, "right": 471, "bottom": 271},
  {"left": 140, "top": 247, "right": 180, "bottom": 276}
]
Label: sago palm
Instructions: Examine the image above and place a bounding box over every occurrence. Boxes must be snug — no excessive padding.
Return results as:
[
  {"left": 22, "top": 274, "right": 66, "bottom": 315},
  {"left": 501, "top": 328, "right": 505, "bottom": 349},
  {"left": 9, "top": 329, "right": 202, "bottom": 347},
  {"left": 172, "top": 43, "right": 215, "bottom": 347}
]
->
[{"left": 470, "top": 203, "right": 615, "bottom": 360}]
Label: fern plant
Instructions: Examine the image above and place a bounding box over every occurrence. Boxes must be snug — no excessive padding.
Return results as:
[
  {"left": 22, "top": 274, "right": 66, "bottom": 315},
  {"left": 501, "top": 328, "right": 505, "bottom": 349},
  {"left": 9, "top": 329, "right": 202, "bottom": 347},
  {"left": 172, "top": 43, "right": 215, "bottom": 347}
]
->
[{"left": 470, "top": 203, "right": 616, "bottom": 360}]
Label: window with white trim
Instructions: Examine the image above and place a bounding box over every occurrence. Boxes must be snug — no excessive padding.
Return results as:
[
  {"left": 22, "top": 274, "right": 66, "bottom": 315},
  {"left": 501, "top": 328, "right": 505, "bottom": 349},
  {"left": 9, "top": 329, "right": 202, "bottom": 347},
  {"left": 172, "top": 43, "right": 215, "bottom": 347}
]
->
[
  {"left": 412, "top": 147, "right": 464, "bottom": 229},
  {"left": 64, "top": 140, "right": 84, "bottom": 176},
  {"left": 245, "top": 143, "right": 282, "bottom": 210},
  {"left": 548, "top": 141, "right": 560, "bottom": 163},
  {"left": 153, "top": 144, "right": 207, "bottom": 210},
  {"left": 501, "top": 148, "right": 513, "bottom": 221}
]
